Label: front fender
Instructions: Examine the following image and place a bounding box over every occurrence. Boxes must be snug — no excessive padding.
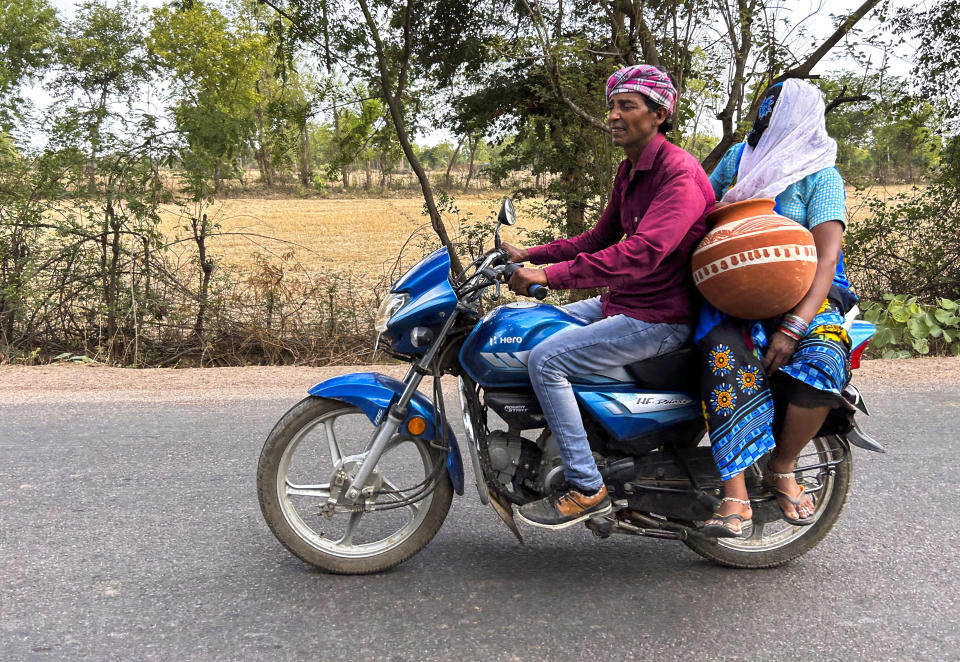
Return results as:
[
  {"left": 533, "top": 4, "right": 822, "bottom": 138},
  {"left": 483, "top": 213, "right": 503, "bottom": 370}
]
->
[{"left": 308, "top": 372, "right": 464, "bottom": 495}]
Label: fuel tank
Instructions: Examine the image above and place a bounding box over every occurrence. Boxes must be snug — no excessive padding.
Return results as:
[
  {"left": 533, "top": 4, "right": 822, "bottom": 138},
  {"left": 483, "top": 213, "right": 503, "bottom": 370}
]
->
[
  {"left": 459, "top": 302, "right": 703, "bottom": 442},
  {"left": 459, "top": 302, "right": 584, "bottom": 388}
]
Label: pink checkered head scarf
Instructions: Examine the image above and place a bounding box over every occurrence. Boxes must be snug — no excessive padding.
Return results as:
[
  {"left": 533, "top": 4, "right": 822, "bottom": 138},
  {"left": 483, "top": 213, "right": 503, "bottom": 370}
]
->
[{"left": 605, "top": 65, "right": 677, "bottom": 113}]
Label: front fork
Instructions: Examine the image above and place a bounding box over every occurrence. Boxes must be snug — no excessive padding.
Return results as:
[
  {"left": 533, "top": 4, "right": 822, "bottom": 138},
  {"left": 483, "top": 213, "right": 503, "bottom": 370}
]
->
[{"left": 339, "top": 306, "right": 463, "bottom": 505}]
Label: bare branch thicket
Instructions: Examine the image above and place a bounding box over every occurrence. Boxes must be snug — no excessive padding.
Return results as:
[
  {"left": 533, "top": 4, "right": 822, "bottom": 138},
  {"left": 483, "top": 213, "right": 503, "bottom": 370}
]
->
[{"left": 518, "top": 0, "right": 611, "bottom": 132}]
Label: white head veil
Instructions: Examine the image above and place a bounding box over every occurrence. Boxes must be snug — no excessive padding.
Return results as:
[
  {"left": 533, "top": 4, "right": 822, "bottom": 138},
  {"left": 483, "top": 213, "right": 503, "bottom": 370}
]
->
[{"left": 720, "top": 78, "right": 837, "bottom": 205}]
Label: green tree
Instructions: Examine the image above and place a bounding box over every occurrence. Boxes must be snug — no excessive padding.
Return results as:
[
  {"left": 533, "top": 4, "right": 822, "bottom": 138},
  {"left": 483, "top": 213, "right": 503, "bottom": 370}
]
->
[
  {"left": 258, "top": 0, "right": 465, "bottom": 272},
  {"left": 51, "top": 0, "right": 150, "bottom": 193},
  {"left": 148, "top": 0, "right": 267, "bottom": 192},
  {"left": 871, "top": 100, "right": 942, "bottom": 183},
  {"left": 414, "top": 142, "right": 444, "bottom": 170},
  {"left": 44, "top": 0, "right": 160, "bottom": 355},
  {"left": 896, "top": 0, "right": 960, "bottom": 125},
  {"left": 277, "top": 69, "right": 324, "bottom": 188},
  {"left": 813, "top": 72, "right": 941, "bottom": 186},
  {"left": 324, "top": 90, "right": 385, "bottom": 189},
  {"left": 0, "top": 0, "right": 58, "bottom": 133}
]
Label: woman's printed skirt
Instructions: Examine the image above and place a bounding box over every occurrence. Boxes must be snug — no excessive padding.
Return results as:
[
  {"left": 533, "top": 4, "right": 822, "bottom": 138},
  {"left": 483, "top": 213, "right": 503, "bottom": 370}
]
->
[{"left": 696, "top": 298, "right": 852, "bottom": 481}]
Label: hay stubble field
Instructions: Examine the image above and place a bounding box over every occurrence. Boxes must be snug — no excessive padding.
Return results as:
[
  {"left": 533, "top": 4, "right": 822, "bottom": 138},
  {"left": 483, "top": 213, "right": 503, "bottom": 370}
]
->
[
  {"left": 159, "top": 194, "right": 537, "bottom": 282},
  {"left": 157, "top": 184, "right": 914, "bottom": 282}
]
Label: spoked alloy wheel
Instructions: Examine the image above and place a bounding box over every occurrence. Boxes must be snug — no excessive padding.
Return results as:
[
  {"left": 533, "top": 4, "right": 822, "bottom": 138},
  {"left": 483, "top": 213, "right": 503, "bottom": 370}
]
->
[
  {"left": 684, "top": 435, "right": 851, "bottom": 568},
  {"left": 258, "top": 396, "right": 453, "bottom": 574}
]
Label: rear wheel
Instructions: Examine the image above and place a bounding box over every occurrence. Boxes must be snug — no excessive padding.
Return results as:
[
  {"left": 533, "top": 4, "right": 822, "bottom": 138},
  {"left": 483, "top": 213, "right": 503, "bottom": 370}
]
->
[
  {"left": 257, "top": 396, "right": 453, "bottom": 574},
  {"left": 683, "top": 435, "right": 851, "bottom": 568}
]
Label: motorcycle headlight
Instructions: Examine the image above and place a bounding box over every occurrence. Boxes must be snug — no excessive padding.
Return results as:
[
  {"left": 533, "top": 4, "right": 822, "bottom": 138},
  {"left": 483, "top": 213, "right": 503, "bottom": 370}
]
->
[{"left": 375, "top": 292, "right": 409, "bottom": 332}]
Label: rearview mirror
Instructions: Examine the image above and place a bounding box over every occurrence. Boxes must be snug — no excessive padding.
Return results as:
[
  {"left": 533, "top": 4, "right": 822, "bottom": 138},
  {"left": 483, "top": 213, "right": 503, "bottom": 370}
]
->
[{"left": 497, "top": 198, "right": 516, "bottom": 226}]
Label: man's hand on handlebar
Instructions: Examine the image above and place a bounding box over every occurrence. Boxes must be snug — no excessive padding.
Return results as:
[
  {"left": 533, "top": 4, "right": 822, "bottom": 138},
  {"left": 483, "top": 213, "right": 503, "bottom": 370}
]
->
[
  {"left": 508, "top": 267, "right": 548, "bottom": 296},
  {"left": 501, "top": 242, "right": 529, "bottom": 263}
]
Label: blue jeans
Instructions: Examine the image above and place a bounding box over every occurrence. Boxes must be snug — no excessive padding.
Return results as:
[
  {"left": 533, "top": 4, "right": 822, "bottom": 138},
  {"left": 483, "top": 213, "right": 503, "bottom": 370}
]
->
[{"left": 527, "top": 297, "right": 691, "bottom": 491}]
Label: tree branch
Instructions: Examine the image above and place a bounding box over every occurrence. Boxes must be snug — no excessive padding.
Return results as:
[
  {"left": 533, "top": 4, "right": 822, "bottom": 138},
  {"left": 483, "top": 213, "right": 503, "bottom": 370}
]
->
[
  {"left": 702, "top": 0, "right": 882, "bottom": 172},
  {"left": 397, "top": 0, "right": 414, "bottom": 99},
  {"left": 519, "top": 0, "right": 609, "bottom": 133},
  {"left": 779, "top": 0, "right": 882, "bottom": 80},
  {"left": 355, "top": 0, "right": 463, "bottom": 274},
  {"left": 824, "top": 84, "right": 871, "bottom": 114}
]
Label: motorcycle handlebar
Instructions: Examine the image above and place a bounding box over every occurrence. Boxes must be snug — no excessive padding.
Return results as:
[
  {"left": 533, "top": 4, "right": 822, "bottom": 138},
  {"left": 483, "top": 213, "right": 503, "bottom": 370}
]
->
[
  {"left": 527, "top": 284, "right": 548, "bottom": 300},
  {"left": 501, "top": 262, "right": 548, "bottom": 300}
]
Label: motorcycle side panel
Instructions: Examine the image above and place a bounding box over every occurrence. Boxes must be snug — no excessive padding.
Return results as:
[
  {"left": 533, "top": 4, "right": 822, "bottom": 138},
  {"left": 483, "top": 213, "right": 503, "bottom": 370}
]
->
[
  {"left": 461, "top": 303, "right": 701, "bottom": 440},
  {"left": 459, "top": 302, "right": 586, "bottom": 388},
  {"left": 575, "top": 387, "right": 701, "bottom": 441},
  {"left": 308, "top": 372, "right": 465, "bottom": 495}
]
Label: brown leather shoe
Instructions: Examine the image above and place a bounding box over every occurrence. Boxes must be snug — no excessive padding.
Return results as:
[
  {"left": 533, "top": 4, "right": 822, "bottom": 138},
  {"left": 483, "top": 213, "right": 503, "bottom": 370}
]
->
[{"left": 516, "top": 485, "right": 612, "bottom": 529}]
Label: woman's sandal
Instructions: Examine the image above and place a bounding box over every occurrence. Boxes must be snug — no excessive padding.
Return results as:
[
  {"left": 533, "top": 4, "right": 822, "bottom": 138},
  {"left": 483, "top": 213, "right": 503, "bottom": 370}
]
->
[
  {"left": 765, "top": 470, "right": 817, "bottom": 526},
  {"left": 701, "top": 497, "right": 753, "bottom": 539}
]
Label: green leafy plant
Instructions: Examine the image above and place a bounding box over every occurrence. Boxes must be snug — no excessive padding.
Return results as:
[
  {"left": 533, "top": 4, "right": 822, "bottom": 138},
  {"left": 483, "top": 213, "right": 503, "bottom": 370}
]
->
[
  {"left": 52, "top": 352, "right": 97, "bottom": 364},
  {"left": 861, "top": 295, "right": 960, "bottom": 358}
]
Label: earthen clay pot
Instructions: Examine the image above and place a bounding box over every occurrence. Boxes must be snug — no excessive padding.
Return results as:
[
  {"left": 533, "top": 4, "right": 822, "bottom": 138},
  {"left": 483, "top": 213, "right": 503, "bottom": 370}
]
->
[{"left": 691, "top": 198, "right": 817, "bottom": 320}]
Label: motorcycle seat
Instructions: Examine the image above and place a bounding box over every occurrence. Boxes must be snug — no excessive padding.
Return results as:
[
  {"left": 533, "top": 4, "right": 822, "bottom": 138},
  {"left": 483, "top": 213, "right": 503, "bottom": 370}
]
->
[{"left": 624, "top": 344, "right": 699, "bottom": 391}]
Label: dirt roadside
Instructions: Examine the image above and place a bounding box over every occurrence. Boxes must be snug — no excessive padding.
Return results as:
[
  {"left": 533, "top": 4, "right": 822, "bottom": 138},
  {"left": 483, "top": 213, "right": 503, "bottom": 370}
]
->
[{"left": 1, "top": 357, "right": 958, "bottom": 405}]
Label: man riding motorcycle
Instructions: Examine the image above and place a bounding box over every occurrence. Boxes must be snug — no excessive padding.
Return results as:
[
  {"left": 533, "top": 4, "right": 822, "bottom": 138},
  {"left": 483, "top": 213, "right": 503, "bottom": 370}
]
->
[{"left": 502, "top": 64, "right": 715, "bottom": 529}]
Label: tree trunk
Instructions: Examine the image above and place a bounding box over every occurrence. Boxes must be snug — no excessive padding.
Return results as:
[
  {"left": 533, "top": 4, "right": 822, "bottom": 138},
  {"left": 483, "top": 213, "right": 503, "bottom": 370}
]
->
[
  {"left": 213, "top": 162, "right": 224, "bottom": 194},
  {"left": 298, "top": 117, "right": 312, "bottom": 188},
  {"left": 254, "top": 104, "right": 274, "bottom": 187},
  {"left": 253, "top": 115, "right": 273, "bottom": 186},
  {"left": 563, "top": 166, "right": 587, "bottom": 237},
  {"left": 463, "top": 135, "right": 479, "bottom": 192},
  {"left": 445, "top": 138, "right": 464, "bottom": 189},
  {"left": 192, "top": 212, "right": 214, "bottom": 341},
  {"left": 254, "top": 145, "right": 271, "bottom": 188},
  {"left": 103, "top": 200, "right": 122, "bottom": 357},
  {"left": 86, "top": 159, "right": 97, "bottom": 195},
  {"left": 358, "top": 0, "right": 463, "bottom": 275}
]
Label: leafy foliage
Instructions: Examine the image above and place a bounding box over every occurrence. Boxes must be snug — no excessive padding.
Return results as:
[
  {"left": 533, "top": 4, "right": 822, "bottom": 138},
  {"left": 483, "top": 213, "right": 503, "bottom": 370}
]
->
[
  {"left": 895, "top": 0, "right": 960, "bottom": 127},
  {"left": 0, "top": 0, "right": 953, "bottom": 366},
  {"left": 861, "top": 295, "right": 960, "bottom": 358},
  {"left": 845, "top": 140, "right": 960, "bottom": 303},
  {"left": 819, "top": 73, "right": 943, "bottom": 185},
  {"left": 0, "top": 0, "right": 58, "bottom": 129},
  {"left": 148, "top": 0, "right": 272, "bottom": 193}
]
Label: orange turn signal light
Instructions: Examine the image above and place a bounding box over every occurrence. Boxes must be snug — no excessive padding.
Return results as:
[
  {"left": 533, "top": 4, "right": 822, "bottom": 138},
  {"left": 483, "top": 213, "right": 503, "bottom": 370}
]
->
[{"left": 406, "top": 416, "right": 427, "bottom": 436}]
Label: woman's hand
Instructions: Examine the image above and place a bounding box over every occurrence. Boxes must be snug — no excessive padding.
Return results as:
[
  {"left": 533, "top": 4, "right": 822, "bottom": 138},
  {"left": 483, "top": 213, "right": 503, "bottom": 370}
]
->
[
  {"left": 763, "top": 330, "right": 798, "bottom": 375},
  {"left": 501, "top": 242, "right": 528, "bottom": 263}
]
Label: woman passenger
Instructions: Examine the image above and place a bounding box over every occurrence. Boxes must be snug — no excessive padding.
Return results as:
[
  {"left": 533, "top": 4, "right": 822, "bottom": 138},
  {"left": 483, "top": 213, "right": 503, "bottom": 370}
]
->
[{"left": 697, "top": 79, "right": 858, "bottom": 537}]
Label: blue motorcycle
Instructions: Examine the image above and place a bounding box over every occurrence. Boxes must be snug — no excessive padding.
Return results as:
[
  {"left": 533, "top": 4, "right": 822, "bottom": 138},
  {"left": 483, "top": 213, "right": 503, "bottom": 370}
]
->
[{"left": 257, "top": 199, "right": 882, "bottom": 574}]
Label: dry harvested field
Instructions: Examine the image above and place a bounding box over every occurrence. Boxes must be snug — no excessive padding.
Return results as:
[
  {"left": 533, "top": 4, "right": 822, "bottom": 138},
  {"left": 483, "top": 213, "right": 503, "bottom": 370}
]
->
[
  {"left": 158, "top": 193, "right": 541, "bottom": 281},
  {"left": 156, "top": 184, "right": 917, "bottom": 278},
  {"left": 845, "top": 183, "right": 918, "bottom": 225}
]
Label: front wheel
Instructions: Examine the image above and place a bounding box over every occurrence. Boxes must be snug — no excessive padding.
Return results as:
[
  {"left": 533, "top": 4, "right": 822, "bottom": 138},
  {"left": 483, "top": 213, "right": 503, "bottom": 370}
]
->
[
  {"left": 257, "top": 396, "right": 453, "bottom": 574},
  {"left": 683, "top": 435, "right": 851, "bottom": 568}
]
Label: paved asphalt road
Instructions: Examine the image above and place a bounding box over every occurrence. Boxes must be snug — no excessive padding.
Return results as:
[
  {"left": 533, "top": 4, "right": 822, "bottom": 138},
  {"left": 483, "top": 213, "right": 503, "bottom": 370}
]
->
[{"left": 1, "top": 382, "right": 957, "bottom": 661}]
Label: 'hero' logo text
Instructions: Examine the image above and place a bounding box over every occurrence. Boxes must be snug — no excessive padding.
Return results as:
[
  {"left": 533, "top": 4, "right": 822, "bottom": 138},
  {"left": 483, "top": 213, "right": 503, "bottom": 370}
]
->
[{"left": 490, "top": 335, "right": 522, "bottom": 345}]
